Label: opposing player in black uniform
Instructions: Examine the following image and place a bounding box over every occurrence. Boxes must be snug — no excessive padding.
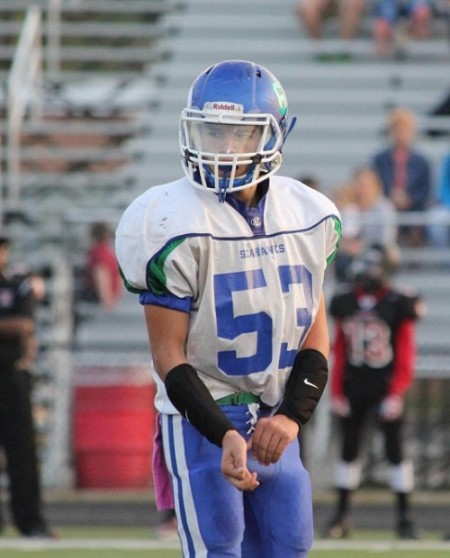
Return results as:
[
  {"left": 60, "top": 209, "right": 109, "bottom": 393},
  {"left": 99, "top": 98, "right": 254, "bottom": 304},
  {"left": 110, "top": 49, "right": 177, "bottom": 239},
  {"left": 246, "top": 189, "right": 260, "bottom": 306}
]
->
[
  {"left": 324, "top": 244, "right": 424, "bottom": 540},
  {"left": 0, "top": 236, "right": 54, "bottom": 538}
]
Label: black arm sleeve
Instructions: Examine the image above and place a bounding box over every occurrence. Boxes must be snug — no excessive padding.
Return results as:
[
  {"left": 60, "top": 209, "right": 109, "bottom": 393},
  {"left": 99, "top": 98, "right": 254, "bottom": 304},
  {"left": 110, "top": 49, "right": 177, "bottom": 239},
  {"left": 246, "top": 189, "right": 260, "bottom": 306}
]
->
[
  {"left": 164, "top": 363, "right": 236, "bottom": 447},
  {"left": 276, "top": 349, "right": 329, "bottom": 428}
]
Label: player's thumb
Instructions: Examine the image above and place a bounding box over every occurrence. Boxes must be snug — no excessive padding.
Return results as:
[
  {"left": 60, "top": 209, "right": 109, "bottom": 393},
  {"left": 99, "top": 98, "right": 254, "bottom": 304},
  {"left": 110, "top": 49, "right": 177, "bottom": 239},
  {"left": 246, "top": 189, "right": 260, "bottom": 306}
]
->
[{"left": 233, "top": 447, "right": 250, "bottom": 477}]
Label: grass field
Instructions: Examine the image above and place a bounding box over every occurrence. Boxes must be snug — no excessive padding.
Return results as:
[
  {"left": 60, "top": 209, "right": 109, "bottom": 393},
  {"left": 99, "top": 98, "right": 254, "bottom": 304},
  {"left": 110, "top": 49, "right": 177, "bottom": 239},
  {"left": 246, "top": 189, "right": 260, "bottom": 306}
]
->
[{"left": 0, "top": 527, "right": 449, "bottom": 558}]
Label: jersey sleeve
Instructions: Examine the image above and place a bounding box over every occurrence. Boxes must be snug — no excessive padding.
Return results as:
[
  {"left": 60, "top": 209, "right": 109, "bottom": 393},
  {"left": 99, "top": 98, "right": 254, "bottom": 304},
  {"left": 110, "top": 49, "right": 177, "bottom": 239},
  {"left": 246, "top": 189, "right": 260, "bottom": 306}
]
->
[
  {"left": 115, "top": 198, "right": 157, "bottom": 293},
  {"left": 388, "top": 290, "right": 423, "bottom": 396},
  {"left": 329, "top": 291, "right": 348, "bottom": 319},
  {"left": 116, "top": 197, "right": 199, "bottom": 310},
  {"left": 389, "top": 319, "right": 416, "bottom": 396},
  {"left": 330, "top": 321, "right": 346, "bottom": 398},
  {"left": 141, "top": 237, "right": 198, "bottom": 308},
  {"left": 325, "top": 214, "right": 342, "bottom": 266},
  {"left": 398, "top": 292, "right": 426, "bottom": 321},
  {"left": 329, "top": 295, "right": 339, "bottom": 319},
  {"left": 14, "top": 275, "right": 36, "bottom": 318}
]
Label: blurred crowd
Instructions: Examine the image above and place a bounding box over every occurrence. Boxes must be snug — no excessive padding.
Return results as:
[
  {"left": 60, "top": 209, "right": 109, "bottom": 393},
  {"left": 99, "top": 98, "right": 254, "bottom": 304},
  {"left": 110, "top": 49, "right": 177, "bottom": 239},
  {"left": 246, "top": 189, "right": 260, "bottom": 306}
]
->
[
  {"left": 301, "top": 105, "right": 450, "bottom": 284},
  {"left": 1, "top": 0, "right": 449, "bottom": 544},
  {"left": 295, "top": 0, "right": 449, "bottom": 58},
  {"left": 294, "top": 0, "right": 450, "bottom": 281}
]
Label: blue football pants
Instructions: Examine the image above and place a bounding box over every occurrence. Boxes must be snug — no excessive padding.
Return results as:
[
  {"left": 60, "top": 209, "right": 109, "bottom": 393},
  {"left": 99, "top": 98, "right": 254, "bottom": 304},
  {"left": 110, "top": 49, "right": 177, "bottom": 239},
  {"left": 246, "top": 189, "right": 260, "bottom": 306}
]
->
[{"left": 160, "top": 404, "right": 314, "bottom": 558}]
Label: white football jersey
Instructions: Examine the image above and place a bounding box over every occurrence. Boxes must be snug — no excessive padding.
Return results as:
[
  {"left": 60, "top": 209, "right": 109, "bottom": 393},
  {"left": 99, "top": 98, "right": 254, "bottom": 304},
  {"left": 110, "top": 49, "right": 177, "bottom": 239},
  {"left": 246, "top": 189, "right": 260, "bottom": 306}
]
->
[{"left": 116, "top": 176, "right": 341, "bottom": 413}]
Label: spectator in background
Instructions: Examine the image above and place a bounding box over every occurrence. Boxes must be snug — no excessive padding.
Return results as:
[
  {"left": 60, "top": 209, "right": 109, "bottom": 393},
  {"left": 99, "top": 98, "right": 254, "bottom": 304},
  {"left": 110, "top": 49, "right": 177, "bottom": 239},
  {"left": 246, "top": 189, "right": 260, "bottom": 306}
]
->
[
  {"left": 323, "top": 244, "right": 425, "bottom": 540},
  {"left": 373, "top": 0, "right": 433, "bottom": 57},
  {"left": 296, "top": 0, "right": 364, "bottom": 40},
  {"left": 372, "top": 107, "right": 432, "bottom": 246},
  {"left": 341, "top": 167, "right": 398, "bottom": 246},
  {"left": 0, "top": 236, "right": 54, "bottom": 539},
  {"left": 84, "top": 222, "right": 122, "bottom": 310},
  {"left": 427, "top": 150, "right": 450, "bottom": 248},
  {"left": 332, "top": 167, "right": 398, "bottom": 281},
  {"left": 330, "top": 181, "right": 359, "bottom": 282}
]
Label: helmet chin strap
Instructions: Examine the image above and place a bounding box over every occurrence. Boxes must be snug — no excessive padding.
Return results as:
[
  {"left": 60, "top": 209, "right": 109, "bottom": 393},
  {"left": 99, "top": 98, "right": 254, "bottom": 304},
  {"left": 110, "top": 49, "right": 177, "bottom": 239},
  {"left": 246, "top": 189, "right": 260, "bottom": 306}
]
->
[
  {"left": 218, "top": 167, "right": 230, "bottom": 203},
  {"left": 282, "top": 116, "right": 297, "bottom": 145},
  {"left": 204, "top": 164, "right": 257, "bottom": 202}
]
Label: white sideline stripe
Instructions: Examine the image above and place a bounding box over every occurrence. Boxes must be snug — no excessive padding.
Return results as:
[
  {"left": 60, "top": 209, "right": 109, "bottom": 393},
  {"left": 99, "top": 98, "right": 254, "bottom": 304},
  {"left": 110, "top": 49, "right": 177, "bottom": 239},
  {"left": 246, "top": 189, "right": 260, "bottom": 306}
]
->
[
  {"left": 313, "top": 540, "right": 450, "bottom": 551},
  {"left": 0, "top": 539, "right": 448, "bottom": 551},
  {"left": 0, "top": 538, "right": 181, "bottom": 550}
]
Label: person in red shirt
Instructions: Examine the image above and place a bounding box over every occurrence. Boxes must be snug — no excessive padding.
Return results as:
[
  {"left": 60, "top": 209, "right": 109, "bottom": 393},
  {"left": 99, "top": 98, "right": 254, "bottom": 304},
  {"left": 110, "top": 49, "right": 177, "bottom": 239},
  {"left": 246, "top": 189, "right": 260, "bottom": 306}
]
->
[
  {"left": 85, "top": 222, "right": 122, "bottom": 310},
  {"left": 323, "top": 244, "right": 425, "bottom": 540}
]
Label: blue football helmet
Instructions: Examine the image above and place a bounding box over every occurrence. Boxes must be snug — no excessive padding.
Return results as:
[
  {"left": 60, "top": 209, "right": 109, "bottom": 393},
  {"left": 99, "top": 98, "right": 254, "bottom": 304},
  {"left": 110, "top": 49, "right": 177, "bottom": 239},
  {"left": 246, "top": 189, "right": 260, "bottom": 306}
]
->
[{"left": 179, "top": 60, "right": 294, "bottom": 201}]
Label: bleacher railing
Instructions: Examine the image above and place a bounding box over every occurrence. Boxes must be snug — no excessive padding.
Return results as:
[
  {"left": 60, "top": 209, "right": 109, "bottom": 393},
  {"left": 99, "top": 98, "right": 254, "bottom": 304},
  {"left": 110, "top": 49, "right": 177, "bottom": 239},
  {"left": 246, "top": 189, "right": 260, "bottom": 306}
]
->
[
  {"left": 39, "top": 252, "right": 75, "bottom": 488},
  {"left": 6, "top": 5, "right": 43, "bottom": 206}
]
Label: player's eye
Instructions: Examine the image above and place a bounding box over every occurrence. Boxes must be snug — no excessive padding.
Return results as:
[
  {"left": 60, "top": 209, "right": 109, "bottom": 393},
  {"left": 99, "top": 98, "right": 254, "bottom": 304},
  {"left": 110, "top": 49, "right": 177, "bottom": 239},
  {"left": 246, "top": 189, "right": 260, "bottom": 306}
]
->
[
  {"left": 233, "top": 128, "right": 254, "bottom": 141},
  {"left": 203, "top": 124, "right": 222, "bottom": 138}
]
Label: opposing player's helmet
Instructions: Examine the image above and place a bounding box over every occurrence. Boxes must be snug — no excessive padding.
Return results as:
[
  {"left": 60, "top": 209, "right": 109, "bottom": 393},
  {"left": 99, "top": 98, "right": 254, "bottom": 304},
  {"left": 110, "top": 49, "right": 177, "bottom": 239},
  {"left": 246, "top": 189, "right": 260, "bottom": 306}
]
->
[
  {"left": 350, "top": 244, "right": 399, "bottom": 290},
  {"left": 179, "top": 60, "right": 294, "bottom": 201}
]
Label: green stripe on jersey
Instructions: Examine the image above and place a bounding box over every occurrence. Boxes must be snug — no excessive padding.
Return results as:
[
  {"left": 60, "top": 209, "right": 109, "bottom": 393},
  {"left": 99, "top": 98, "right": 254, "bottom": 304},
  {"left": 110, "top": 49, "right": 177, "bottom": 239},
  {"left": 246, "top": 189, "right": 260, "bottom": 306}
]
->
[
  {"left": 148, "top": 237, "right": 185, "bottom": 294},
  {"left": 326, "top": 216, "right": 342, "bottom": 266}
]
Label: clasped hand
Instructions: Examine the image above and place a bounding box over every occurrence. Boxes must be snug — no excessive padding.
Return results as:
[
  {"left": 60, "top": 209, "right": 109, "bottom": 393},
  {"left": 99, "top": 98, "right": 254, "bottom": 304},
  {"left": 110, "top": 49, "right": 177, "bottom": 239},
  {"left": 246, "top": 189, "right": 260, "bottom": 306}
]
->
[{"left": 221, "top": 415, "right": 299, "bottom": 491}]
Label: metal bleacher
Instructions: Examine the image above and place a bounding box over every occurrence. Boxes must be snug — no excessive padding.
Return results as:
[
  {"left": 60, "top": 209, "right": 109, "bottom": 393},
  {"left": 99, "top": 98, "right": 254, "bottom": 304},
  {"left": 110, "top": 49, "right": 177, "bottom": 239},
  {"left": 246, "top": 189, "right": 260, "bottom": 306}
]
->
[
  {"left": 0, "top": 0, "right": 184, "bottom": 488},
  {"left": 124, "top": 0, "right": 450, "bottom": 199},
  {"left": 0, "top": 0, "right": 449, "bottom": 489},
  {"left": 0, "top": 0, "right": 183, "bottom": 240},
  {"left": 74, "top": 0, "right": 450, "bottom": 489},
  {"left": 115, "top": 0, "right": 450, "bottom": 371}
]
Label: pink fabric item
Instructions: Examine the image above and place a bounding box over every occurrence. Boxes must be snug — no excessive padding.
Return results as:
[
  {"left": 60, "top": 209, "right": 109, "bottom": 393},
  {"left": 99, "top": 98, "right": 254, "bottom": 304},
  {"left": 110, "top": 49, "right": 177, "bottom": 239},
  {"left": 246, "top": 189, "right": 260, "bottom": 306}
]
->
[{"left": 152, "top": 413, "right": 174, "bottom": 510}]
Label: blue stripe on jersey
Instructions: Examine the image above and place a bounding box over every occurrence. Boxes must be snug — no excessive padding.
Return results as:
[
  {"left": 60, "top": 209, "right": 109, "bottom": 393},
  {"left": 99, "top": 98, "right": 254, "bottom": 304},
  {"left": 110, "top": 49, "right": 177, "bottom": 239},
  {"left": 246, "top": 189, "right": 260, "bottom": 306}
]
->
[
  {"left": 147, "top": 213, "right": 339, "bottom": 248},
  {"left": 139, "top": 290, "right": 192, "bottom": 312}
]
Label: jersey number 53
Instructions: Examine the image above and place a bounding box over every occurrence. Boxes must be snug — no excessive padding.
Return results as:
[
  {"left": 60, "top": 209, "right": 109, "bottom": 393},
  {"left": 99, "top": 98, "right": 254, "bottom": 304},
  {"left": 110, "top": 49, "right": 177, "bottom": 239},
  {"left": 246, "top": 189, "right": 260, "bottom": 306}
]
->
[{"left": 214, "top": 264, "right": 313, "bottom": 376}]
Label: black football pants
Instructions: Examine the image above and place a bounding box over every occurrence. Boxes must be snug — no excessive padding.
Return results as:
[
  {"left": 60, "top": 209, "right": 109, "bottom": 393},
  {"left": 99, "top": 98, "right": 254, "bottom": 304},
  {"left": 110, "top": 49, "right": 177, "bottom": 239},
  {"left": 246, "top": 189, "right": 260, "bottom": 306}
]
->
[
  {"left": 0, "top": 369, "right": 45, "bottom": 534},
  {"left": 339, "top": 401, "right": 404, "bottom": 465}
]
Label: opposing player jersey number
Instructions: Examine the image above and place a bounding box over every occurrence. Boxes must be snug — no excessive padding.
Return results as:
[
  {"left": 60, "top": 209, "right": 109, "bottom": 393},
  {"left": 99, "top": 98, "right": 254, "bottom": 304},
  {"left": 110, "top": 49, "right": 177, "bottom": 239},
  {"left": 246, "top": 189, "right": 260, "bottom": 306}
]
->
[
  {"left": 214, "top": 265, "right": 313, "bottom": 376},
  {"left": 343, "top": 317, "right": 393, "bottom": 368}
]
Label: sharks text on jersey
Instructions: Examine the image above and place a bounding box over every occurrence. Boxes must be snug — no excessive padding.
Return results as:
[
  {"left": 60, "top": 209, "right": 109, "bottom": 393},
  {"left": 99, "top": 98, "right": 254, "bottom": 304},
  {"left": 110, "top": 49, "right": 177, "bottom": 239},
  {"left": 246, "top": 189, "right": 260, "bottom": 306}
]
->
[{"left": 239, "top": 243, "right": 285, "bottom": 259}]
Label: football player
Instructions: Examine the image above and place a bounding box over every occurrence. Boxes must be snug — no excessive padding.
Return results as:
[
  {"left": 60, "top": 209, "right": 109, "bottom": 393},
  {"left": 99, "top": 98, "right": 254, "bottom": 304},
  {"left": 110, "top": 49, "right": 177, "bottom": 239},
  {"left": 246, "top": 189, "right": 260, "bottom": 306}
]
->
[
  {"left": 324, "top": 243, "right": 425, "bottom": 540},
  {"left": 116, "top": 60, "right": 341, "bottom": 558}
]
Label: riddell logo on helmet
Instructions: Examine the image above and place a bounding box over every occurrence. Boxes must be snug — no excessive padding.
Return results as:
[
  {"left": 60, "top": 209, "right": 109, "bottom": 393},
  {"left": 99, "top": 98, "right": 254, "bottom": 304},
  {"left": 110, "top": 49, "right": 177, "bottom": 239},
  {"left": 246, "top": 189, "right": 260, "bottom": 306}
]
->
[{"left": 204, "top": 102, "right": 243, "bottom": 113}]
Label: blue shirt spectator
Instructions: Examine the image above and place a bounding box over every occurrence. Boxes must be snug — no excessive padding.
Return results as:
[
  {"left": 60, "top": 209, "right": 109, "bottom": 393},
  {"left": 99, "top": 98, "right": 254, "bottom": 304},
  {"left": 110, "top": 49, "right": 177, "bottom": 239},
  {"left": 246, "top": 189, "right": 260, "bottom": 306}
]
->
[
  {"left": 371, "top": 107, "right": 432, "bottom": 246},
  {"left": 427, "top": 151, "right": 450, "bottom": 248}
]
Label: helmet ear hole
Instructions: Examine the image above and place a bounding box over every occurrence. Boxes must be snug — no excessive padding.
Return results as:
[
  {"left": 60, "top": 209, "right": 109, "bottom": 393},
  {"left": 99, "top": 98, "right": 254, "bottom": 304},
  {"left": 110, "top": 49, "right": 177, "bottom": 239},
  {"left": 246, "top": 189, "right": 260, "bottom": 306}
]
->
[{"left": 179, "top": 60, "right": 293, "bottom": 198}]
